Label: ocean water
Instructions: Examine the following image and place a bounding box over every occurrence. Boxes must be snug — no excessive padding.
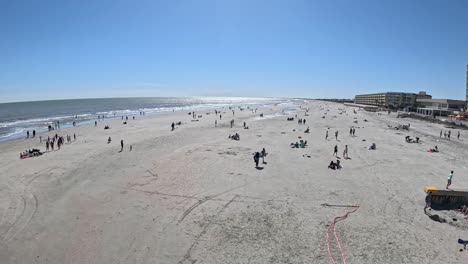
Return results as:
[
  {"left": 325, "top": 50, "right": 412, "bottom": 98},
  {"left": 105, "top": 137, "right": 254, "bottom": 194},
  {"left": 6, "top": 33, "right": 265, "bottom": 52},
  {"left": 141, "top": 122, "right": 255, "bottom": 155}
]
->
[{"left": 0, "top": 97, "right": 294, "bottom": 142}]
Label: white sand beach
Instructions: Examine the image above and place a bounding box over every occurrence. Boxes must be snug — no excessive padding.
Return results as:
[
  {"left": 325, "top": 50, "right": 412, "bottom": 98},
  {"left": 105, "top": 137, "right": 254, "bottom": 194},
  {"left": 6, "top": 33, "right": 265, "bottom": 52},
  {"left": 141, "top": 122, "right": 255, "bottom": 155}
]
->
[{"left": 1, "top": 100, "right": 468, "bottom": 264}]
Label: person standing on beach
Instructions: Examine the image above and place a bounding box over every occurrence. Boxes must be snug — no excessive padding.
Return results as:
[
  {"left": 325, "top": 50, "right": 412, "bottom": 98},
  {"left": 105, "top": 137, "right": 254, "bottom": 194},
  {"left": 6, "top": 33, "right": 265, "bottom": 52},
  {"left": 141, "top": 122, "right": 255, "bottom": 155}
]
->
[
  {"left": 261, "top": 148, "right": 266, "bottom": 163},
  {"left": 333, "top": 145, "right": 338, "bottom": 156},
  {"left": 253, "top": 152, "right": 260, "bottom": 167},
  {"left": 325, "top": 130, "right": 328, "bottom": 140},
  {"left": 352, "top": 128, "right": 356, "bottom": 136},
  {"left": 349, "top": 128, "right": 352, "bottom": 136},
  {"left": 121, "top": 140, "right": 124, "bottom": 152},
  {"left": 95, "top": 121, "right": 97, "bottom": 127},
  {"left": 446, "top": 170, "right": 454, "bottom": 189},
  {"left": 26, "top": 130, "right": 29, "bottom": 138},
  {"left": 458, "top": 131, "right": 460, "bottom": 140},
  {"left": 448, "top": 130, "right": 451, "bottom": 140},
  {"left": 46, "top": 140, "right": 49, "bottom": 151},
  {"left": 39, "top": 136, "right": 42, "bottom": 143},
  {"left": 335, "top": 131, "right": 339, "bottom": 140},
  {"left": 33, "top": 130, "right": 36, "bottom": 137},
  {"left": 343, "top": 145, "right": 349, "bottom": 159},
  {"left": 220, "top": 114, "right": 222, "bottom": 120},
  {"left": 171, "top": 122, "right": 175, "bottom": 131},
  {"left": 73, "top": 133, "right": 76, "bottom": 141},
  {"left": 440, "top": 130, "right": 442, "bottom": 138},
  {"left": 215, "top": 120, "right": 217, "bottom": 127}
]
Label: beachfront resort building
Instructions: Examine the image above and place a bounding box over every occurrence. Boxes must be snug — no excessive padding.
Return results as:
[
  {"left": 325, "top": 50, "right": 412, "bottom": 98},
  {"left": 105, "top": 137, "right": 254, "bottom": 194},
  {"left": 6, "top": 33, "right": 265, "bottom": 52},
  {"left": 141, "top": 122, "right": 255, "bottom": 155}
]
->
[
  {"left": 466, "top": 64, "right": 468, "bottom": 103},
  {"left": 354, "top": 91, "right": 430, "bottom": 109},
  {"left": 416, "top": 98, "right": 466, "bottom": 117}
]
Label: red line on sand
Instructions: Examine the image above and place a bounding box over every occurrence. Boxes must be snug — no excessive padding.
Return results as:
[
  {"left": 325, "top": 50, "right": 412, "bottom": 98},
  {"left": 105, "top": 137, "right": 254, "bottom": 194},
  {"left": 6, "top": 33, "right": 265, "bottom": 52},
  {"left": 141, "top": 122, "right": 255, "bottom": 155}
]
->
[{"left": 325, "top": 206, "right": 359, "bottom": 264}]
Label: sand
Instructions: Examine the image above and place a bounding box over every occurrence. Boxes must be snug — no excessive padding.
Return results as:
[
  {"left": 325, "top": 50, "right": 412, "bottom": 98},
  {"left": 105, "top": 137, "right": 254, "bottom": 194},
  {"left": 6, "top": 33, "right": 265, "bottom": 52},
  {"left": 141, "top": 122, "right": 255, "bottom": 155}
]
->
[{"left": 1, "top": 100, "right": 468, "bottom": 264}]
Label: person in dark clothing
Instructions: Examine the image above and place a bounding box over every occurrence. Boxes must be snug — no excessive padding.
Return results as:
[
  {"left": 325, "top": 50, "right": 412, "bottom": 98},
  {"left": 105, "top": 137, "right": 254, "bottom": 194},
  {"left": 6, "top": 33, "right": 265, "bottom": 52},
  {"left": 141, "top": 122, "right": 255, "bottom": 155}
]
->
[
  {"left": 26, "top": 130, "right": 30, "bottom": 138},
  {"left": 33, "top": 130, "right": 36, "bottom": 137},
  {"left": 333, "top": 145, "right": 338, "bottom": 156},
  {"left": 254, "top": 152, "right": 260, "bottom": 167},
  {"left": 121, "top": 140, "right": 124, "bottom": 151},
  {"left": 171, "top": 122, "right": 175, "bottom": 131}
]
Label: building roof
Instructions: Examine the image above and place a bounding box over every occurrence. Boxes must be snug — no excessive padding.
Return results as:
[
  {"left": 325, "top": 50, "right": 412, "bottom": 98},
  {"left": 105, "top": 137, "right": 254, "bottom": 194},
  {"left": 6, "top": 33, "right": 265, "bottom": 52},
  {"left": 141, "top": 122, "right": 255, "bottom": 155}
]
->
[{"left": 416, "top": 98, "right": 465, "bottom": 105}]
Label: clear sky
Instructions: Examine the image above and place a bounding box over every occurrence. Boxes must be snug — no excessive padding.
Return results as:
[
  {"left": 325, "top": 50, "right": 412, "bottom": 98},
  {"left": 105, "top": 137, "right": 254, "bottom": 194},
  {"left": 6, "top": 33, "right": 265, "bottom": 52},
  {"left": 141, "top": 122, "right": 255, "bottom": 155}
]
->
[{"left": 1, "top": 0, "right": 468, "bottom": 103}]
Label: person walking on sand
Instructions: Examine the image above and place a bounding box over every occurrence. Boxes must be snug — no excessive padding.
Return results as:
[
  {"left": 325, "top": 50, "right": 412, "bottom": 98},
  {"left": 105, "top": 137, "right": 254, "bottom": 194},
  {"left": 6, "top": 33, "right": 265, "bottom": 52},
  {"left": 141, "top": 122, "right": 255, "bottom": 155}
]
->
[
  {"left": 458, "top": 131, "right": 460, "bottom": 140},
  {"left": 333, "top": 145, "right": 338, "bottom": 157},
  {"left": 261, "top": 148, "right": 266, "bottom": 163},
  {"left": 120, "top": 140, "right": 124, "bottom": 152},
  {"left": 440, "top": 130, "right": 442, "bottom": 138},
  {"left": 446, "top": 170, "right": 454, "bottom": 189},
  {"left": 335, "top": 130, "right": 339, "bottom": 140},
  {"left": 325, "top": 130, "right": 329, "bottom": 140},
  {"left": 343, "top": 145, "right": 348, "bottom": 159},
  {"left": 254, "top": 152, "right": 260, "bottom": 167}
]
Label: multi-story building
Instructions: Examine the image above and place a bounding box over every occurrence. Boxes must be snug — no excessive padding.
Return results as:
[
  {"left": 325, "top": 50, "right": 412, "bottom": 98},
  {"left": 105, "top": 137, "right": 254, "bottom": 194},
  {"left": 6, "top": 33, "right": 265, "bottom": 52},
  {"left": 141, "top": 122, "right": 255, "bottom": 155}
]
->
[
  {"left": 466, "top": 64, "right": 468, "bottom": 103},
  {"left": 354, "top": 92, "right": 429, "bottom": 109},
  {"left": 416, "top": 98, "right": 466, "bottom": 116}
]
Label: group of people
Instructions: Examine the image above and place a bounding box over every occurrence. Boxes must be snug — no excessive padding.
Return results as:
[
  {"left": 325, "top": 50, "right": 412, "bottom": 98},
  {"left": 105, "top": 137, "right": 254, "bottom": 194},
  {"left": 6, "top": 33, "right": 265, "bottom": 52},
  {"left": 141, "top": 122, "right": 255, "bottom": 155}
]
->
[
  {"left": 26, "top": 130, "right": 36, "bottom": 138},
  {"left": 440, "top": 130, "right": 460, "bottom": 140},
  {"left": 349, "top": 127, "right": 356, "bottom": 136},
  {"left": 328, "top": 159, "right": 342, "bottom": 170},
  {"left": 45, "top": 133, "right": 75, "bottom": 151},
  {"left": 291, "top": 140, "right": 307, "bottom": 148},
  {"left": 405, "top": 135, "right": 420, "bottom": 143},
  {"left": 229, "top": 133, "right": 240, "bottom": 141},
  {"left": 253, "top": 148, "right": 267, "bottom": 168},
  {"left": 297, "top": 118, "right": 306, "bottom": 125},
  {"left": 325, "top": 130, "right": 339, "bottom": 140},
  {"left": 20, "top": 148, "right": 43, "bottom": 159},
  {"left": 332, "top": 144, "right": 349, "bottom": 158}
]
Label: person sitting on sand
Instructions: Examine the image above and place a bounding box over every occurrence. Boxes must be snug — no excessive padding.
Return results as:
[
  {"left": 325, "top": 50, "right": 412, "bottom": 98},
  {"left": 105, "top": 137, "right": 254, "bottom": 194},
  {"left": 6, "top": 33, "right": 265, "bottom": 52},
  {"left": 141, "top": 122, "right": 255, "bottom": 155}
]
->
[
  {"left": 336, "top": 159, "right": 341, "bottom": 169},
  {"left": 368, "top": 143, "right": 376, "bottom": 150},
  {"left": 304, "top": 127, "right": 310, "bottom": 133},
  {"left": 328, "top": 161, "right": 336, "bottom": 170},
  {"left": 429, "top": 146, "right": 439, "bottom": 152}
]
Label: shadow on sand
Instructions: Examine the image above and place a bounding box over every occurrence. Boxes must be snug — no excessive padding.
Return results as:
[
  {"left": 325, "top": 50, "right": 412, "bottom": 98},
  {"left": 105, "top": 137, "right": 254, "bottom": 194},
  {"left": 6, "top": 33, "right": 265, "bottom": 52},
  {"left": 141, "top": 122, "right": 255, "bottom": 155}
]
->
[{"left": 424, "top": 207, "right": 447, "bottom": 223}]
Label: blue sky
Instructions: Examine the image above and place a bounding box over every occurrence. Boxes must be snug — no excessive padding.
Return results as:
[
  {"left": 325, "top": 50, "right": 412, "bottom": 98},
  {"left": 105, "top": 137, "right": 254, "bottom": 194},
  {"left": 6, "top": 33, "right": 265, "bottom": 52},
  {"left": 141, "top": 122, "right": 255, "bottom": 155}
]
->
[{"left": 1, "top": 0, "right": 467, "bottom": 103}]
